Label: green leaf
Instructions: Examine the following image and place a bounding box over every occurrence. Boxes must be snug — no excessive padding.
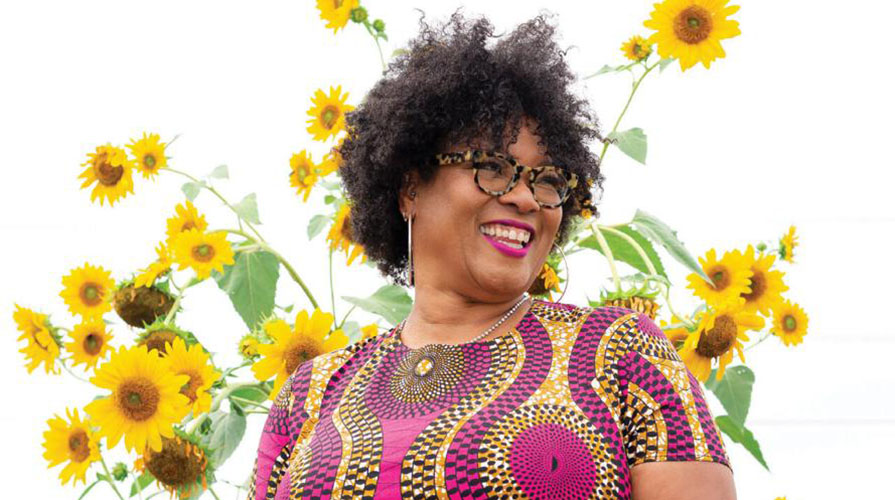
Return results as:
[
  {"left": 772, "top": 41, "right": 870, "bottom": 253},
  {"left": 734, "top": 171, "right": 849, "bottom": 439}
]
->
[
  {"left": 77, "top": 479, "right": 101, "bottom": 500},
  {"left": 658, "top": 57, "right": 675, "bottom": 72},
  {"left": 181, "top": 181, "right": 204, "bottom": 201},
  {"left": 209, "top": 409, "right": 247, "bottom": 466},
  {"left": 715, "top": 415, "right": 769, "bottom": 471},
  {"left": 318, "top": 179, "right": 341, "bottom": 190},
  {"left": 308, "top": 214, "right": 330, "bottom": 240},
  {"left": 234, "top": 193, "right": 261, "bottom": 225},
  {"left": 229, "top": 384, "right": 269, "bottom": 406},
  {"left": 129, "top": 471, "right": 155, "bottom": 497},
  {"left": 585, "top": 64, "right": 628, "bottom": 78},
  {"left": 577, "top": 225, "right": 666, "bottom": 278},
  {"left": 213, "top": 250, "right": 280, "bottom": 330},
  {"left": 704, "top": 365, "right": 754, "bottom": 429},
  {"left": 324, "top": 194, "right": 336, "bottom": 205},
  {"left": 607, "top": 127, "right": 648, "bottom": 164},
  {"left": 631, "top": 209, "right": 713, "bottom": 285},
  {"left": 208, "top": 164, "right": 229, "bottom": 180},
  {"left": 342, "top": 285, "right": 413, "bottom": 326}
]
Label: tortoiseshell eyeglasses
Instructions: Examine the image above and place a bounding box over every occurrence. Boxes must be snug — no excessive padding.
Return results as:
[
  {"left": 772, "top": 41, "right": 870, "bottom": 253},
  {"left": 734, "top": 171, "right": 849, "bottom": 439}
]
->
[{"left": 432, "top": 150, "right": 578, "bottom": 208}]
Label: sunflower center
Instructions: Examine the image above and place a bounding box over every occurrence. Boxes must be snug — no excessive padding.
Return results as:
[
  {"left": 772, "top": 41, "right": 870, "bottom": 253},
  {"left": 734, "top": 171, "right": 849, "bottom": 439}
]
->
[
  {"left": 140, "top": 330, "right": 178, "bottom": 356},
  {"left": 783, "top": 315, "right": 797, "bottom": 332},
  {"left": 181, "top": 221, "right": 197, "bottom": 232},
  {"left": 178, "top": 370, "right": 203, "bottom": 404},
  {"left": 695, "top": 314, "right": 737, "bottom": 358},
  {"left": 674, "top": 6, "right": 713, "bottom": 44},
  {"left": 79, "top": 283, "right": 103, "bottom": 306},
  {"left": 145, "top": 436, "right": 206, "bottom": 490},
  {"left": 333, "top": 0, "right": 343, "bottom": 9},
  {"left": 30, "top": 327, "right": 51, "bottom": 350},
  {"left": 708, "top": 266, "right": 730, "bottom": 291},
  {"left": 340, "top": 212, "right": 353, "bottom": 241},
  {"left": 116, "top": 377, "right": 161, "bottom": 422},
  {"left": 95, "top": 154, "right": 125, "bottom": 186},
  {"left": 144, "top": 154, "right": 157, "bottom": 169},
  {"left": 295, "top": 165, "right": 308, "bottom": 182},
  {"left": 741, "top": 268, "right": 766, "bottom": 302},
  {"left": 634, "top": 43, "right": 643, "bottom": 55},
  {"left": 84, "top": 333, "right": 103, "bottom": 356},
  {"left": 192, "top": 243, "right": 215, "bottom": 263},
  {"left": 283, "top": 340, "right": 321, "bottom": 376},
  {"left": 68, "top": 429, "right": 91, "bottom": 462},
  {"left": 321, "top": 105, "right": 339, "bottom": 129}
]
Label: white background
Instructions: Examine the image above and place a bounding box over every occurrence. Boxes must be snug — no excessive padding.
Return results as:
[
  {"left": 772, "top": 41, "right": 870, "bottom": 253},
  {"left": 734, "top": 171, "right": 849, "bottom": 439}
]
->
[{"left": 1, "top": 1, "right": 893, "bottom": 498}]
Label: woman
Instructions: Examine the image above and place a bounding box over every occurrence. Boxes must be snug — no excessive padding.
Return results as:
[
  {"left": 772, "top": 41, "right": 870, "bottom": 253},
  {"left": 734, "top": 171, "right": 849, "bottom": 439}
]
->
[{"left": 247, "top": 12, "right": 735, "bottom": 499}]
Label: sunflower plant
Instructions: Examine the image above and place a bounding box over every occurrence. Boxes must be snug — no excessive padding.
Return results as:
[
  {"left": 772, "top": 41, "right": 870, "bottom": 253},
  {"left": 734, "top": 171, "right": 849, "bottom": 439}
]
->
[{"left": 13, "top": 2, "right": 807, "bottom": 498}]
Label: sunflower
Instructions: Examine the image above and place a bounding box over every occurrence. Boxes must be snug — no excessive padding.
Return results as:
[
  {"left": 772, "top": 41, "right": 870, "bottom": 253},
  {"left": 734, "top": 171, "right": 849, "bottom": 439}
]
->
[
  {"left": 165, "top": 200, "right": 208, "bottom": 247},
  {"left": 734, "top": 244, "right": 789, "bottom": 316},
  {"left": 66, "top": 319, "right": 113, "bottom": 370},
  {"left": 326, "top": 202, "right": 366, "bottom": 265},
  {"left": 164, "top": 337, "right": 220, "bottom": 415},
  {"left": 527, "top": 263, "right": 561, "bottom": 301},
  {"left": 316, "top": 0, "right": 360, "bottom": 34},
  {"left": 678, "top": 303, "right": 764, "bottom": 382},
  {"left": 290, "top": 150, "right": 321, "bottom": 202},
  {"left": 135, "top": 430, "right": 211, "bottom": 499},
  {"left": 238, "top": 334, "right": 260, "bottom": 359},
  {"left": 779, "top": 225, "right": 799, "bottom": 263},
  {"left": 137, "top": 322, "right": 195, "bottom": 356},
  {"left": 252, "top": 309, "right": 349, "bottom": 399},
  {"left": 172, "top": 229, "right": 235, "bottom": 280},
  {"left": 306, "top": 85, "right": 355, "bottom": 142},
  {"left": 13, "top": 304, "right": 60, "bottom": 374},
  {"left": 85, "top": 345, "right": 191, "bottom": 453},
  {"left": 685, "top": 248, "right": 752, "bottom": 309},
  {"left": 79, "top": 144, "right": 135, "bottom": 206},
  {"left": 127, "top": 132, "right": 168, "bottom": 179},
  {"left": 361, "top": 323, "right": 379, "bottom": 341},
  {"left": 112, "top": 282, "right": 175, "bottom": 328},
  {"left": 60, "top": 263, "right": 115, "bottom": 320},
  {"left": 134, "top": 242, "right": 173, "bottom": 288},
  {"left": 643, "top": 0, "right": 741, "bottom": 71},
  {"left": 621, "top": 35, "right": 652, "bottom": 61},
  {"left": 770, "top": 299, "right": 808, "bottom": 347},
  {"left": 42, "top": 407, "right": 100, "bottom": 486}
]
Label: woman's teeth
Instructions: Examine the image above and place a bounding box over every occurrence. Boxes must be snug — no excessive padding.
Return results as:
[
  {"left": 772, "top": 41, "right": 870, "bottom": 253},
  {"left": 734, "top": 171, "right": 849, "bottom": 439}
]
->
[{"left": 479, "top": 223, "right": 531, "bottom": 248}]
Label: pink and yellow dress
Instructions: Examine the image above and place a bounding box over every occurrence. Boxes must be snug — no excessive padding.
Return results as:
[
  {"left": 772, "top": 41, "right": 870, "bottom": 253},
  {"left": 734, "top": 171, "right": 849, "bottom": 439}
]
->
[{"left": 247, "top": 299, "right": 730, "bottom": 499}]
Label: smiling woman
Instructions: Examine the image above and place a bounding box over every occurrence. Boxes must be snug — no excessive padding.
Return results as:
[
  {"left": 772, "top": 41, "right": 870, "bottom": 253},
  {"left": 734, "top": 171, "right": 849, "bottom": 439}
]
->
[{"left": 245, "top": 10, "right": 734, "bottom": 500}]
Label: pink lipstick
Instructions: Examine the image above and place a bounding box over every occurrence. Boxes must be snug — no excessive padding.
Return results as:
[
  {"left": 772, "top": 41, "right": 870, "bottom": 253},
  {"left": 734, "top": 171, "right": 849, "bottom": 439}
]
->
[{"left": 482, "top": 233, "right": 530, "bottom": 258}]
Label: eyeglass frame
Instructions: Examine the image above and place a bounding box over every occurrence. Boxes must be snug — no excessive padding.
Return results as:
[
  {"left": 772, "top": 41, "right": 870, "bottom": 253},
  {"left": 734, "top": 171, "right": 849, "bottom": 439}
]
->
[{"left": 431, "top": 149, "right": 579, "bottom": 208}]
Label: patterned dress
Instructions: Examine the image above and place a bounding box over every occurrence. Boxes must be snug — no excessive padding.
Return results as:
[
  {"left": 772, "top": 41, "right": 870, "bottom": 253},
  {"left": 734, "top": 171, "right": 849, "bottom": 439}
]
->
[{"left": 247, "top": 299, "right": 730, "bottom": 499}]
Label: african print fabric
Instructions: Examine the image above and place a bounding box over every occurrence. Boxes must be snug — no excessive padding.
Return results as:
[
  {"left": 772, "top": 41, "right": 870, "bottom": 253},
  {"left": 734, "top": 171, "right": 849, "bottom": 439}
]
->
[{"left": 247, "top": 299, "right": 730, "bottom": 499}]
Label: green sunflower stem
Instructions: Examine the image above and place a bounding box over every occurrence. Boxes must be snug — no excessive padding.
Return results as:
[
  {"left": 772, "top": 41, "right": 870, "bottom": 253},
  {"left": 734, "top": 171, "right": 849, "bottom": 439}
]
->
[
  {"left": 219, "top": 228, "right": 320, "bottom": 310},
  {"left": 58, "top": 358, "right": 91, "bottom": 384},
  {"left": 207, "top": 485, "right": 222, "bottom": 500},
  {"left": 99, "top": 453, "right": 126, "bottom": 500},
  {"left": 329, "top": 247, "right": 336, "bottom": 321},
  {"left": 163, "top": 288, "right": 185, "bottom": 324},
  {"left": 590, "top": 222, "right": 622, "bottom": 293},
  {"left": 598, "top": 226, "right": 657, "bottom": 276},
  {"left": 337, "top": 304, "right": 357, "bottom": 330},
  {"left": 130, "top": 470, "right": 145, "bottom": 500},
  {"left": 362, "top": 19, "right": 387, "bottom": 73},
  {"left": 599, "top": 59, "right": 660, "bottom": 163},
  {"left": 745, "top": 331, "right": 773, "bottom": 351}
]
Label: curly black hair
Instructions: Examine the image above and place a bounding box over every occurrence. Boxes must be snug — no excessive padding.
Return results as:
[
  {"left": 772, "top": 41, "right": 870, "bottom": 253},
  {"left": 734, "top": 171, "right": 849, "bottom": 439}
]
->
[{"left": 337, "top": 9, "right": 605, "bottom": 286}]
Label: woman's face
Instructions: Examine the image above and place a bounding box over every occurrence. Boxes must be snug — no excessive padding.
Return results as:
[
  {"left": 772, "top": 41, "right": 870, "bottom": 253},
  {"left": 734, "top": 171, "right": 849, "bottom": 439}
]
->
[{"left": 400, "top": 118, "right": 563, "bottom": 301}]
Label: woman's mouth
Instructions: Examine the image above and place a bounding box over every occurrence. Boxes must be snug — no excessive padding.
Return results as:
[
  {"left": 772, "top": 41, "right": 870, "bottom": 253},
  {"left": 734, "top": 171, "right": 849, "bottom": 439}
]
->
[{"left": 479, "top": 222, "right": 533, "bottom": 258}]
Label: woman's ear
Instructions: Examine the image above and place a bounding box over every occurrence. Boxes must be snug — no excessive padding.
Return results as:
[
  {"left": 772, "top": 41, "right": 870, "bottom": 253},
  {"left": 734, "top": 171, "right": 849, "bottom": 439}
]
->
[{"left": 398, "top": 170, "right": 420, "bottom": 218}]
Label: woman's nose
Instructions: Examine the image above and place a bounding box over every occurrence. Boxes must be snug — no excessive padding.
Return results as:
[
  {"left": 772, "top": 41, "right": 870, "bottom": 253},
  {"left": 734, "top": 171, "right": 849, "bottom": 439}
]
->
[{"left": 497, "top": 173, "right": 540, "bottom": 212}]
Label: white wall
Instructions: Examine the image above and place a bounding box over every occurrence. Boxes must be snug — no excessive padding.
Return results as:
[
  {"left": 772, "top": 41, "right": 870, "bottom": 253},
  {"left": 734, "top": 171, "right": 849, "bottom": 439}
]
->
[{"left": 1, "top": 1, "right": 892, "bottom": 498}]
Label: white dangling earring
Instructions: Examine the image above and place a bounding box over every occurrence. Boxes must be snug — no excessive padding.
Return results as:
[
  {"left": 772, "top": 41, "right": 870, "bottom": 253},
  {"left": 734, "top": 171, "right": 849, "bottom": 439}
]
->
[
  {"left": 552, "top": 241, "right": 570, "bottom": 303},
  {"left": 406, "top": 212, "right": 414, "bottom": 287}
]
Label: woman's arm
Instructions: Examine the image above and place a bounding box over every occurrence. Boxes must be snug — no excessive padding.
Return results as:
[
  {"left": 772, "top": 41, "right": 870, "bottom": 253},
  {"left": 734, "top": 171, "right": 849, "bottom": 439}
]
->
[{"left": 632, "top": 461, "right": 736, "bottom": 500}]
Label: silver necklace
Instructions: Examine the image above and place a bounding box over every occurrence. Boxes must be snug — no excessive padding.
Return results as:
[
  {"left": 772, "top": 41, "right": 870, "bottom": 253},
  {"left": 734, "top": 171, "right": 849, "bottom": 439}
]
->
[{"left": 396, "top": 293, "right": 531, "bottom": 347}]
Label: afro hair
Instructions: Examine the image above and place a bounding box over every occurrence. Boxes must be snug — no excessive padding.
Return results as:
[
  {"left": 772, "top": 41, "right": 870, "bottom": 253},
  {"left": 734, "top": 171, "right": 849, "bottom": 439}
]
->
[{"left": 337, "top": 9, "right": 606, "bottom": 286}]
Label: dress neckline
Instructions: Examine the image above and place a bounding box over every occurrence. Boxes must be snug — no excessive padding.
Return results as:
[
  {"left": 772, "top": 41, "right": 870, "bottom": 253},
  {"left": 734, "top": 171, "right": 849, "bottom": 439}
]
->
[{"left": 386, "top": 298, "right": 541, "bottom": 352}]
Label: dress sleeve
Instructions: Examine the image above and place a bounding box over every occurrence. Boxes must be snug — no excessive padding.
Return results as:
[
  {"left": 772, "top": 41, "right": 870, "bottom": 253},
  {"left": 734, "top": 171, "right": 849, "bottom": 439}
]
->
[{"left": 613, "top": 310, "right": 732, "bottom": 471}]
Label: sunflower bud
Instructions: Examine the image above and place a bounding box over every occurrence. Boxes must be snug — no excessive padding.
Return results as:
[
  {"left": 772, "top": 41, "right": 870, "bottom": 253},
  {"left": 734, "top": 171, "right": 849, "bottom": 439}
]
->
[
  {"left": 111, "top": 462, "right": 129, "bottom": 481},
  {"left": 112, "top": 284, "right": 175, "bottom": 328},
  {"left": 757, "top": 242, "right": 767, "bottom": 252},
  {"left": 372, "top": 19, "right": 385, "bottom": 32},
  {"left": 238, "top": 334, "right": 260, "bottom": 359},
  {"left": 350, "top": 7, "right": 367, "bottom": 23}
]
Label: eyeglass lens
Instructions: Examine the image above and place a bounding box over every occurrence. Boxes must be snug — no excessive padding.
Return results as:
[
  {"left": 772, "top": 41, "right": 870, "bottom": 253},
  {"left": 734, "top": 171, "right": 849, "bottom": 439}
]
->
[{"left": 474, "top": 157, "right": 568, "bottom": 206}]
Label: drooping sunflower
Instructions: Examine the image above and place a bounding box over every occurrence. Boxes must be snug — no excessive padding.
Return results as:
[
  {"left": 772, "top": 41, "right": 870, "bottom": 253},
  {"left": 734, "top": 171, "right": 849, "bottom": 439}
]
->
[
  {"left": 770, "top": 299, "right": 808, "bottom": 347},
  {"left": 685, "top": 248, "right": 752, "bottom": 309},
  {"left": 315, "top": 0, "right": 360, "bottom": 34},
  {"left": 42, "top": 407, "right": 100, "bottom": 486},
  {"left": 112, "top": 281, "right": 175, "bottom": 328},
  {"left": 527, "top": 263, "right": 561, "bottom": 301},
  {"left": 289, "top": 150, "right": 321, "bottom": 202},
  {"left": 60, "top": 263, "right": 115, "bottom": 319},
  {"left": 643, "top": 0, "right": 741, "bottom": 71},
  {"left": 252, "top": 309, "right": 349, "bottom": 399},
  {"left": 85, "top": 345, "right": 191, "bottom": 453},
  {"left": 135, "top": 430, "right": 212, "bottom": 499},
  {"left": 13, "top": 304, "right": 61, "bottom": 374},
  {"left": 172, "top": 229, "right": 235, "bottom": 280},
  {"left": 734, "top": 244, "right": 789, "bottom": 316},
  {"left": 134, "top": 242, "right": 173, "bottom": 288},
  {"left": 164, "top": 337, "right": 220, "bottom": 415},
  {"left": 137, "top": 322, "right": 196, "bottom": 356},
  {"left": 678, "top": 303, "right": 764, "bottom": 382},
  {"left": 326, "top": 202, "right": 366, "bottom": 265},
  {"left": 779, "top": 225, "right": 799, "bottom": 263},
  {"left": 621, "top": 35, "right": 652, "bottom": 61},
  {"left": 306, "top": 85, "right": 355, "bottom": 142},
  {"left": 66, "top": 319, "right": 113, "bottom": 370},
  {"left": 127, "top": 132, "right": 168, "bottom": 179},
  {"left": 165, "top": 200, "right": 208, "bottom": 247},
  {"left": 79, "top": 144, "right": 135, "bottom": 206}
]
